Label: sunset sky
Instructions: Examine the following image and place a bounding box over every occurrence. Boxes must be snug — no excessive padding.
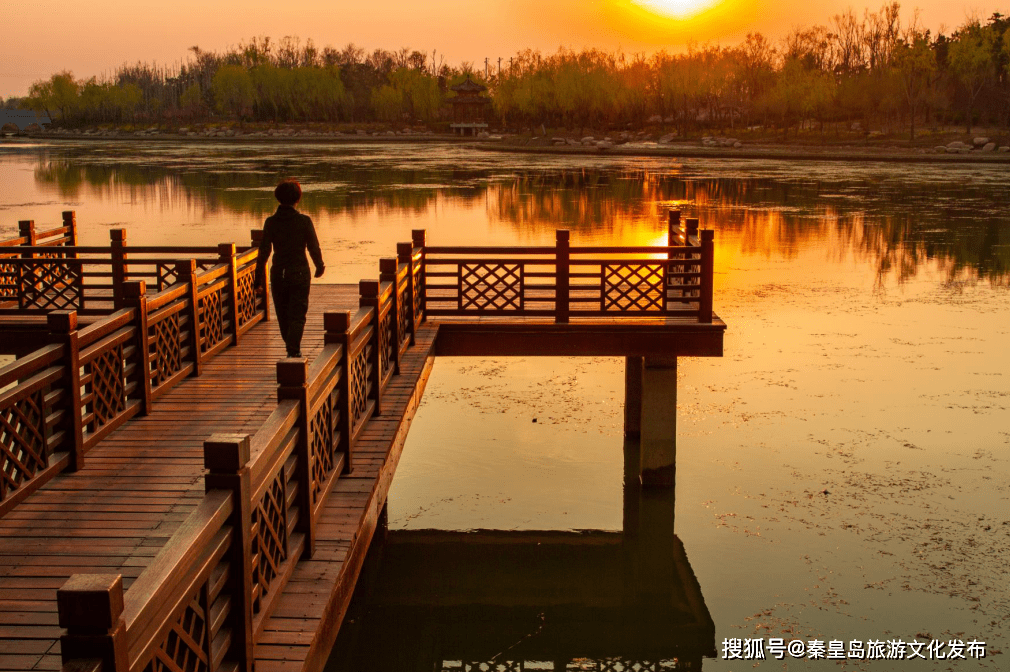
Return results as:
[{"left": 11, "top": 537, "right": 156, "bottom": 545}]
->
[{"left": 2, "top": 0, "right": 998, "bottom": 96}]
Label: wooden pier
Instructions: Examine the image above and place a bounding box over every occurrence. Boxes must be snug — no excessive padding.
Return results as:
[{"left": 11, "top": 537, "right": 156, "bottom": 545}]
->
[{"left": 0, "top": 211, "right": 725, "bottom": 672}]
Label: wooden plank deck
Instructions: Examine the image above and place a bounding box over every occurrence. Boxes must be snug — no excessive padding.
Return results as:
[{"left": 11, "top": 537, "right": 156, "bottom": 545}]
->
[{"left": 0, "top": 284, "right": 438, "bottom": 672}]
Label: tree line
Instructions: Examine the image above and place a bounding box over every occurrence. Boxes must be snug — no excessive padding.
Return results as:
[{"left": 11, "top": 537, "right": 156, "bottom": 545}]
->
[{"left": 5, "top": 6, "right": 1010, "bottom": 138}]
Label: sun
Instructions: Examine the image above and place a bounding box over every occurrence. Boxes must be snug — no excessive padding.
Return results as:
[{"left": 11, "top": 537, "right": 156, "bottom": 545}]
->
[{"left": 630, "top": 0, "right": 720, "bottom": 19}]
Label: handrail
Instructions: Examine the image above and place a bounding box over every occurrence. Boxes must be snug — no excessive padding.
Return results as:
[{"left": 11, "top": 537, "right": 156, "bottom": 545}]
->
[{"left": 420, "top": 213, "right": 715, "bottom": 323}]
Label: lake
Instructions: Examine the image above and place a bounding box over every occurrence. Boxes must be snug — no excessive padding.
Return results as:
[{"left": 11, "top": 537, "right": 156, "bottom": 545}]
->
[{"left": 2, "top": 140, "right": 1007, "bottom": 669}]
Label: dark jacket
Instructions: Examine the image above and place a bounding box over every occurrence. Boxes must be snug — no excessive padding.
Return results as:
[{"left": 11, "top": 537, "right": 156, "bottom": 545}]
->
[{"left": 254, "top": 205, "right": 324, "bottom": 286}]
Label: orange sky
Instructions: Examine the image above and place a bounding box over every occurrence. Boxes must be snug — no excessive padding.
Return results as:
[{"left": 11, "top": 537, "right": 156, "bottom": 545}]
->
[{"left": 2, "top": 0, "right": 998, "bottom": 96}]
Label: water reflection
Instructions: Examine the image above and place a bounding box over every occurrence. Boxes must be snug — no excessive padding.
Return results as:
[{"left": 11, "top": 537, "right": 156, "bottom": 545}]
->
[
  {"left": 23, "top": 145, "right": 1010, "bottom": 286},
  {"left": 325, "top": 443, "right": 715, "bottom": 672}
]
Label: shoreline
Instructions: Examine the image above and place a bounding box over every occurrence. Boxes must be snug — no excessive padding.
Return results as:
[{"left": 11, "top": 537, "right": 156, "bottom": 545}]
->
[{"left": 4, "top": 133, "right": 1010, "bottom": 165}]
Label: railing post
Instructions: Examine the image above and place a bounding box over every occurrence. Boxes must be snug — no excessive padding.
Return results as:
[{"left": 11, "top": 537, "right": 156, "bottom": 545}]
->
[
  {"left": 203, "top": 434, "right": 255, "bottom": 672},
  {"left": 18, "top": 221, "right": 36, "bottom": 296},
  {"left": 63, "top": 210, "right": 79, "bottom": 253},
  {"left": 176, "top": 259, "right": 202, "bottom": 376},
  {"left": 411, "top": 229, "right": 426, "bottom": 321},
  {"left": 379, "top": 257, "right": 401, "bottom": 374},
  {"left": 250, "top": 230, "right": 270, "bottom": 322},
  {"left": 48, "top": 310, "right": 84, "bottom": 471},
  {"left": 57, "top": 574, "right": 129, "bottom": 672},
  {"left": 685, "top": 217, "right": 700, "bottom": 243},
  {"left": 123, "top": 280, "right": 153, "bottom": 416},
  {"left": 110, "top": 229, "right": 128, "bottom": 310},
  {"left": 667, "top": 209, "right": 681, "bottom": 247},
  {"left": 699, "top": 230, "right": 714, "bottom": 323},
  {"left": 18, "top": 220, "right": 37, "bottom": 253},
  {"left": 359, "top": 280, "right": 383, "bottom": 416},
  {"left": 325, "top": 311, "right": 354, "bottom": 474},
  {"left": 219, "top": 243, "right": 240, "bottom": 345},
  {"left": 555, "top": 229, "right": 570, "bottom": 324},
  {"left": 277, "top": 358, "right": 315, "bottom": 557},
  {"left": 397, "top": 242, "right": 416, "bottom": 345}
]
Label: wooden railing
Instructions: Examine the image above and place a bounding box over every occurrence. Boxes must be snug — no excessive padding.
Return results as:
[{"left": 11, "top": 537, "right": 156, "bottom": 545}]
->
[
  {"left": 0, "top": 241, "right": 238, "bottom": 316},
  {"left": 419, "top": 213, "right": 715, "bottom": 323},
  {"left": 54, "top": 238, "right": 428, "bottom": 672},
  {"left": 0, "top": 253, "right": 268, "bottom": 515},
  {"left": 49, "top": 210, "right": 708, "bottom": 672},
  {"left": 0, "top": 212, "right": 78, "bottom": 250}
]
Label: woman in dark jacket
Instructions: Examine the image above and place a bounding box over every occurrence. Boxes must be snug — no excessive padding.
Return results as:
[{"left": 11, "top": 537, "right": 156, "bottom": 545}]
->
[{"left": 254, "top": 180, "right": 325, "bottom": 358}]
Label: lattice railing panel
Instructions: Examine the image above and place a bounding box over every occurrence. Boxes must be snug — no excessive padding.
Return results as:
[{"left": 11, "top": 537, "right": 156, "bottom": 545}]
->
[
  {"left": 142, "top": 585, "right": 209, "bottom": 672},
  {"left": 378, "top": 308, "right": 393, "bottom": 377},
  {"left": 0, "top": 259, "right": 17, "bottom": 299},
  {"left": 460, "top": 263, "right": 522, "bottom": 311},
  {"left": 412, "top": 265, "right": 423, "bottom": 318},
  {"left": 235, "top": 269, "right": 257, "bottom": 327},
  {"left": 86, "top": 344, "right": 126, "bottom": 430},
  {"left": 397, "top": 284, "right": 411, "bottom": 348},
  {"left": 251, "top": 469, "right": 288, "bottom": 613},
  {"left": 0, "top": 390, "right": 48, "bottom": 501},
  {"left": 198, "top": 290, "right": 224, "bottom": 353},
  {"left": 18, "top": 261, "right": 81, "bottom": 310},
  {"left": 602, "top": 263, "right": 665, "bottom": 312},
  {"left": 350, "top": 345, "right": 369, "bottom": 429},
  {"left": 156, "top": 261, "right": 219, "bottom": 291},
  {"left": 309, "top": 390, "right": 338, "bottom": 503},
  {"left": 151, "top": 313, "right": 183, "bottom": 387}
]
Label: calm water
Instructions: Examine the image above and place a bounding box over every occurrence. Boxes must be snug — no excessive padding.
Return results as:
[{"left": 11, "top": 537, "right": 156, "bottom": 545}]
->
[{"left": 2, "top": 141, "right": 1008, "bottom": 669}]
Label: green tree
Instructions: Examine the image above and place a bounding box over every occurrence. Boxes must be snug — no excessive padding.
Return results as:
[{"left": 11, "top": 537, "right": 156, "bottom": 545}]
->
[
  {"left": 212, "top": 65, "right": 255, "bottom": 120},
  {"left": 948, "top": 20, "right": 997, "bottom": 133},
  {"left": 892, "top": 30, "right": 936, "bottom": 139}
]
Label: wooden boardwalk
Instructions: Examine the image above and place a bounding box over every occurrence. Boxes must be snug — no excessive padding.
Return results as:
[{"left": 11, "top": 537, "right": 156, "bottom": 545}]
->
[
  {"left": 2, "top": 211, "right": 725, "bottom": 672},
  {"left": 0, "top": 285, "right": 436, "bottom": 672}
]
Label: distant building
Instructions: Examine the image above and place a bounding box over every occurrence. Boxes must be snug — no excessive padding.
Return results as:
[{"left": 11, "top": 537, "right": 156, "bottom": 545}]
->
[
  {"left": 0, "top": 110, "right": 52, "bottom": 132},
  {"left": 449, "top": 75, "right": 490, "bottom": 137}
]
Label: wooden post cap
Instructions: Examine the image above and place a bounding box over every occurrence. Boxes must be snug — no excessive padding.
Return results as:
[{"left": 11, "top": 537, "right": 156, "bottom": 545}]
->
[
  {"left": 251, "top": 229, "right": 264, "bottom": 244},
  {"left": 379, "top": 257, "right": 397, "bottom": 274},
  {"left": 109, "top": 229, "right": 126, "bottom": 242},
  {"left": 556, "top": 229, "right": 570, "bottom": 242},
  {"left": 668, "top": 209, "right": 681, "bottom": 224},
  {"left": 396, "top": 242, "right": 413, "bottom": 259},
  {"left": 276, "top": 358, "right": 308, "bottom": 386},
  {"left": 62, "top": 210, "right": 76, "bottom": 222},
  {"left": 324, "top": 311, "right": 351, "bottom": 333},
  {"left": 175, "top": 259, "right": 197, "bottom": 275},
  {"left": 359, "top": 279, "right": 379, "bottom": 297},
  {"left": 701, "top": 229, "right": 715, "bottom": 241},
  {"left": 411, "top": 229, "right": 426, "bottom": 245},
  {"left": 57, "top": 574, "right": 124, "bottom": 631},
  {"left": 204, "top": 433, "right": 251, "bottom": 472},
  {"left": 217, "top": 243, "right": 236, "bottom": 257},
  {"left": 48, "top": 310, "right": 78, "bottom": 332},
  {"left": 123, "top": 280, "right": 146, "bottom": 298}
]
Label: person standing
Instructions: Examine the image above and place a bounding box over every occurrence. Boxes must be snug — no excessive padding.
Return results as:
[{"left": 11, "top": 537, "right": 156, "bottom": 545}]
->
[{"left": 254, "top": 180, "right": 325, "bottom": 358}]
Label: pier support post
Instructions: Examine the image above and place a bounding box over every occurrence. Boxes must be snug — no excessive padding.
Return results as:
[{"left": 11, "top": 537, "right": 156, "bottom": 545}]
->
[
  {"left": 640, "top": 356, "right": 678, "bottom": 487},
  {"left": 623, "top": 439, "right": 676, "bottom": 604},
  {"left": 624, "top": 356, "right": 643, "bottom": 438},
  {"left": 57, "top": 574, "right": 129, "bottom": 672}
]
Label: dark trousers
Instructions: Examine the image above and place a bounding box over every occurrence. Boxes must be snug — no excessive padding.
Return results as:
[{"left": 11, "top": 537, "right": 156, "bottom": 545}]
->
[{"left": 271, "top": 265, "right": 311, "bottom": 356}]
